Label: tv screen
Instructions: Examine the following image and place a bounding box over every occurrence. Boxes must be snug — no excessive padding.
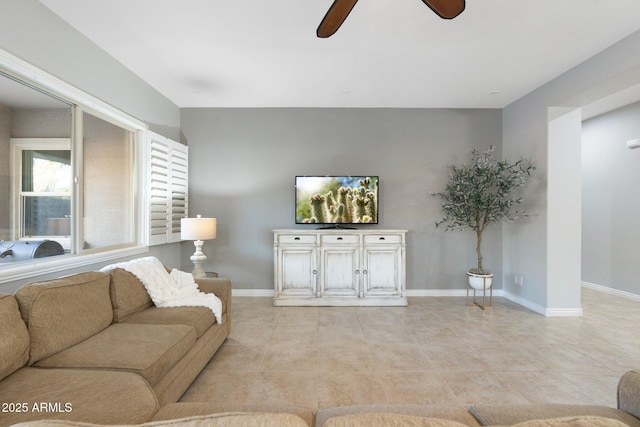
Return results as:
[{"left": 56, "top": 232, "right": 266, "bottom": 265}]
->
[{"left": 295, "top": 176, "right": 379, "bottom": 225}]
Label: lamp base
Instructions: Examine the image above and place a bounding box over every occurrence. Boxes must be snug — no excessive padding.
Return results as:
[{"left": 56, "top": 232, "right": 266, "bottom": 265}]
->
[{"left": 190, "top": 240, "right": 207, "bottom": 279}]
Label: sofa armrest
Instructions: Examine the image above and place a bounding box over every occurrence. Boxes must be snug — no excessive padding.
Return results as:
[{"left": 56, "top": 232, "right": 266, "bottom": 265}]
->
[
  {"left": 196, "top": 277, "right": 232, "bottom": 331},
  {"left": 196, "top": 277, "right": 231, "bottom": 301},
  {"left": 618, "top": 370, "right": 640, "bottom": 419}
]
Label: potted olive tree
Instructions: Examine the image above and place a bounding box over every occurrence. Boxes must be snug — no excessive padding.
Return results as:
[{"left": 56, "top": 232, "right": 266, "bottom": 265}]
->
[{"left": 434, "top": 146, "right": 535, "bottom": 291}]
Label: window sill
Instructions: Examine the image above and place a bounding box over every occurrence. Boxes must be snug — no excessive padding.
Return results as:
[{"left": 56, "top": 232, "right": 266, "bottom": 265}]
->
[{"left": 0, "top": 245, "right": 149, "bottom": 284}]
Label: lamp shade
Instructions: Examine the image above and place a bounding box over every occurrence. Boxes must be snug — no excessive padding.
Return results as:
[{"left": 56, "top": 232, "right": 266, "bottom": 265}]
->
[{"left": 181, "top": 216, "right": 217, "bottom": 241}]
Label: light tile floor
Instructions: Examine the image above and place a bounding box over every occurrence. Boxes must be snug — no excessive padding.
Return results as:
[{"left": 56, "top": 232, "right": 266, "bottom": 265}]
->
[{"left": 180, "top": 288, "right": 639, "bottom": 411}]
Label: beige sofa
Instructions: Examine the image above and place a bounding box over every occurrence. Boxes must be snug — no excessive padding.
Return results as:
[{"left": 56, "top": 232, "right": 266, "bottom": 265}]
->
[
  {"left": 4, "top": 369, "right": 640, "bottom": 427},
  {"left": 0, "top": 268, "right": 232, "bottom": 427},
  {"left": 7, "top": 371, "right": 638, "bottom": 427},
  {"left": 151, "top": 371, "right": 640, "bottom": 426}
]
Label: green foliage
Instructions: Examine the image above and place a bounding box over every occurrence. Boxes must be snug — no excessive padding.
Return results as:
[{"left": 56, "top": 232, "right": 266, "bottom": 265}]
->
[{"left": 434, "top": 146, "right": 535, "bottom": 273}]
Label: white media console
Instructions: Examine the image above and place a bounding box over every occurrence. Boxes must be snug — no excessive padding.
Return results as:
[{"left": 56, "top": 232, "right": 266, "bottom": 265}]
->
[{"left": 272, "top": 229, "right": 407, "bottom": 306}]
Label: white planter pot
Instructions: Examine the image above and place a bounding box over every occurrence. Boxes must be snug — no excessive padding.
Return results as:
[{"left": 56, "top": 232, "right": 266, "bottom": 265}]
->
[{"left": 467, "top": 271, "right": 493, "bottom": 290}]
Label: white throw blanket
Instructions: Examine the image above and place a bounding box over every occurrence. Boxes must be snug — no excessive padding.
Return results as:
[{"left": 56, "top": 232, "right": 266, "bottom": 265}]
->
[{"left": 100, "top": 256, "right": 222, "bottom": 324}]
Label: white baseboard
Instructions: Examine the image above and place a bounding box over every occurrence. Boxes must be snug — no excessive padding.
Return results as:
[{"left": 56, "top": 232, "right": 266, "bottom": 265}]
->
[
  {"left": 405, "top": 289, "right": 504, "bottom": 297},
  {"left": 232, "top": 289, "right": 275, "bottom": 297},
  {"left": 233, "top": 289, "right": 507, "bottom": 298},
  {"left": 582, "top": 281, "right": 640, "bottom": 302},
  {"left": 544, "top": 307, "right": 584, "bottom": 317},
  {"left": 233, "top": 289, "right": 502, "bottom": 298},
  {"left": 232, "top": 287, "right": 613, "bottom": 318},
  {"left": 495, "top": 290, "right": 584, "bottom": 317},
  {"left": 500, "top": 290, "right": 546, "bottom": 315}
]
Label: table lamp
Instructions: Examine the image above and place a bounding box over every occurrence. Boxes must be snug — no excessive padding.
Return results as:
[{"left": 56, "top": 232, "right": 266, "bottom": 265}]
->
[{"left": 180, "top": 215, "right": 217, "bottom": 278}]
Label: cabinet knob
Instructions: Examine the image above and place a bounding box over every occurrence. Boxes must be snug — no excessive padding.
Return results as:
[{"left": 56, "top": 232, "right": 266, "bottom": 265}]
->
[
  {"left": 363, "top": 270, "right": 367, "bottom": 274},
  {"left": 294, "top": 237, "right": 300, "bottom": 240},
  {"left": 355, "top": 270, "right": 359, "bottom": 274},
  {"left": 379, "top": 237, "right": 386, "bottom": 240},
  {"left": 337, "top": 237, "right": 343, "bottom": 240},
  {"left": 313, "top": 270, "right": 317, "bottom": 274}
]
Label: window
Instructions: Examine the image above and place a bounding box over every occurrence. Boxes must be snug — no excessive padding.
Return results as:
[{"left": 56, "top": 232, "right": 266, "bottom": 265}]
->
[
  {"left": 0, "top": 48, "right": 151, "bottom": 281},
  {"left": 10, "top": 138, "right": 72, "bottom": 250},
  {"left": 80, "top": 111, "right": 136, "bottom": 252}
]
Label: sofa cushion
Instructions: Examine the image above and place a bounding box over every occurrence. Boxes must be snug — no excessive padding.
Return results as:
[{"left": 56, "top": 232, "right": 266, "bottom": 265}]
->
[
  {"left": 619, "top": 370, "right": 640, "bottom": 421},
  {"left": 316, "top": 405, "right": 482, "bottom": 427},
  {"left": 322, "top": 414, "right": 631, "bottom": 427},
  {"left": 322, "top": 413, "right": 469, "bottom": 427},
  {"left": 154, "top": 403, "right": 315, "bottom": 426},
  {"left": 14, "top": 271, "right": 113, "bottom": 365},
  {"left": 0, "top": 367, "right": 158, "bottom": 426},
  {"left": 34, "top": 323, "right": 197, "bottom": 387},
  {"left": 511, "top": 416, "right": 631, "bottom": 427},
  {"left": 469, "top": 405, "right": 640, "bottom": 427},
  {"left": 109, "top": 268, "right": 153, "bottom": 322},
  {"left": 10, "top": 412, "right": 310, "bottom": 427},
  {"left": 124, "top": 306, "right": 216, "bottom": 337},
  {"left": 0, "top": 294, "right": 30, "bottom": 381}
]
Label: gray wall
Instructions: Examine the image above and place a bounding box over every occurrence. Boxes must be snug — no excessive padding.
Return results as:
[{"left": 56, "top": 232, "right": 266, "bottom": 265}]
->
[
  {"left": 181, "top": 108, "right": 503, "bottom": 291},
  {"left": 502, "top": 29, "right": 640, "bottom": 311},
  {"left": 0, "top": 0, "right": 182, "bottom": 293},
  {"left": 581, "top": 101, "right": 640, "bottom": 294}
]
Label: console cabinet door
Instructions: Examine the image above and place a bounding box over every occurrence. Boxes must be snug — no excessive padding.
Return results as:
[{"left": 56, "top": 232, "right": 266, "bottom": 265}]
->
[
  {"left": 362, "top": 245, "right": 402, "bottom": 297},
  {"left": 320, "top": 245, "right": 359, "bottom": 298},
  {"left": 277, "top": 246, "right": 317, "bottom": 298}
]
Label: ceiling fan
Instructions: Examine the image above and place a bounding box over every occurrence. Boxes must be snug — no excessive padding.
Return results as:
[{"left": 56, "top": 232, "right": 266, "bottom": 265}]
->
[{"left": 317, "top": 0, "right": 465, "bottom": 38}]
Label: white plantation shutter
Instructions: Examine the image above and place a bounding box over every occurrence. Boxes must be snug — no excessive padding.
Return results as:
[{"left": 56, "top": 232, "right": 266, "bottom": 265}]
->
[
  {"left": 148, "top": 137, "right": 170, "bottom": 245},
  {"left": 169, "top": 145, "right": 188, "bottom": 242},
  {"left": 146, "top": 131, "right": 188, "bottom": 246}
]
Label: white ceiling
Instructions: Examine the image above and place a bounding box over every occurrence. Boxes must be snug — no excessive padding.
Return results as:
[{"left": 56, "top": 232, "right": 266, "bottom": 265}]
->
[{"left": 39, "top": 0, "right": 640, "bottom": 109}]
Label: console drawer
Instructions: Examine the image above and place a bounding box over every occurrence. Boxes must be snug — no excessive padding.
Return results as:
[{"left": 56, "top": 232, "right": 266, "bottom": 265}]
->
[
  {"left": 321, "top": 234, "right": 359, "bottom": 244},
  {"left": 278, "top": 235, "right": 316, "bottom": 244},
  {"left": 364, "top": 234, "right": 402, "bottom": 244}
]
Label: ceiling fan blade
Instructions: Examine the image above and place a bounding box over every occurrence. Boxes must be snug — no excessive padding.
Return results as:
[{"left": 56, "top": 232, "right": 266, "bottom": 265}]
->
[
  {"left": 317, "top": 0, "right": 359, "bottom": 38},
  {"left": 421, "top": 0, "right": 465, "bottom": 19}
]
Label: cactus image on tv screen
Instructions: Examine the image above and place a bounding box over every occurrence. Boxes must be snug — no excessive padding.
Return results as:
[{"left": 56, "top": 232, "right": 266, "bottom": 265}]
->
[{"left": 295, "top": 176, "right": 379, "bottom": 224}]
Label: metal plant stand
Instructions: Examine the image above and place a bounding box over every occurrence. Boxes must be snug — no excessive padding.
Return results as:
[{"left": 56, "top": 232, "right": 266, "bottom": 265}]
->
[{"left": 466, "top": 272, "right": 493, "bottom": 310}]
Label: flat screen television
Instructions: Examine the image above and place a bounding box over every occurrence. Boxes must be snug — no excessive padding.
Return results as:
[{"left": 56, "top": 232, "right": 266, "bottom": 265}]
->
[{"left": 295, "top": 176, "right": 379, "bottom": 226}]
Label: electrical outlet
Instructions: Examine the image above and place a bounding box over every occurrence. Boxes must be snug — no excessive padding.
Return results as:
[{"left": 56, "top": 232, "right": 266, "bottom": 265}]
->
[{"left": 514, "top": 275, "right": 524, "bottom": 286}]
